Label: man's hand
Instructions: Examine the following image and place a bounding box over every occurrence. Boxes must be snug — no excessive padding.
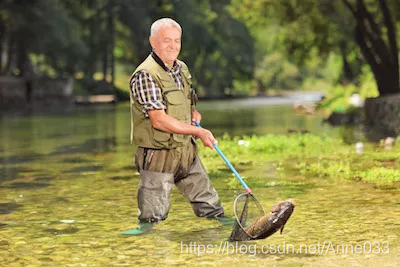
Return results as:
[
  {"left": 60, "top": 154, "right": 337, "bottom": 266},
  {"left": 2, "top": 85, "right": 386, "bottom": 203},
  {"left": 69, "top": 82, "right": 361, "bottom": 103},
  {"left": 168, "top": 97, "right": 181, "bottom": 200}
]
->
[
  {"left": 148, "top": 109, "right": 217, "bottom": 149},
  {"left": 192, "top": 108, "right": 202, "bottom": 124},
  {"left": 197, "top": 128, "right": 217, "bottom": 149}
]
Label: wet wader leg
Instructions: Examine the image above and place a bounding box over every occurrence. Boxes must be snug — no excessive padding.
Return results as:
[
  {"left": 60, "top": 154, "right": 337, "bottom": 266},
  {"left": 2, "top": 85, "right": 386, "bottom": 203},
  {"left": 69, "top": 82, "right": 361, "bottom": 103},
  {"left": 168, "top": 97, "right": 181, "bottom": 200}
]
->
[
  {"left": 176, "top": 156, "right": 224, "bottom": 218},
  {"left": 137, "top": 170, "right": 174, "bottom": 223},
  {"left": 135, "top": 147, "right": 177, "bottom": 223}
]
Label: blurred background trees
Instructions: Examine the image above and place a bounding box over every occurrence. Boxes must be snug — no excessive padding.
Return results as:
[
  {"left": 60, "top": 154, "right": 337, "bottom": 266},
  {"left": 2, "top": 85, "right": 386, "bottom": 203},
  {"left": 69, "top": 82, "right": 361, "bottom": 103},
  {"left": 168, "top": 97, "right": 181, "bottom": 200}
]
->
[{"left": 0, "top": 0, "right": 399, "bottom": 99}]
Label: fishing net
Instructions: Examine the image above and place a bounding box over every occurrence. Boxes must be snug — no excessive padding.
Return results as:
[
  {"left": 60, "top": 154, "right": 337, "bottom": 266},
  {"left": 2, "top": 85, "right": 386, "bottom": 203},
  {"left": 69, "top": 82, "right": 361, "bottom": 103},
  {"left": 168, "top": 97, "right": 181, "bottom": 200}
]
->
[
  {"left": 229, "top": 193, "right": 266, "bottom": 241},
  {"left": 229, "top": 195, "right": 296, "bottom": 241}
]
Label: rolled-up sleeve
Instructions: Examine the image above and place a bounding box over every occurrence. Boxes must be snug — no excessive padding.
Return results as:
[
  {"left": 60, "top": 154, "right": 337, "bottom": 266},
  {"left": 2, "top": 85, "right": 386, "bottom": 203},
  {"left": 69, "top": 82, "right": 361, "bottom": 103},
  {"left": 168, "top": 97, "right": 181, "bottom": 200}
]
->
[{"left": 130, "top": 70, "right": 166, "bottom": 117}]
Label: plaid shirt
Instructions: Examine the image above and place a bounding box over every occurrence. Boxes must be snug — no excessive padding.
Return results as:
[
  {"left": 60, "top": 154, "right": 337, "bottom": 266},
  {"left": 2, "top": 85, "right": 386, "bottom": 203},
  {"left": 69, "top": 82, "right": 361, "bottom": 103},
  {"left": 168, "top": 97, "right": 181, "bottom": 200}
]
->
[{"left": 130, "top": 53, "right": 184, "bottom": 117}]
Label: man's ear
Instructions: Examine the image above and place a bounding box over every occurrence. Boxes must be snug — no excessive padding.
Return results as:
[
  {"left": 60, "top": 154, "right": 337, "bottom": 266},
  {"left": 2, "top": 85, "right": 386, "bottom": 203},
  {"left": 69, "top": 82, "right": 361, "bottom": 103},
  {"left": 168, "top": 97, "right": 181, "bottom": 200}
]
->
[{"left": 149, "top": 36, "right": 154, "bottom": 50}]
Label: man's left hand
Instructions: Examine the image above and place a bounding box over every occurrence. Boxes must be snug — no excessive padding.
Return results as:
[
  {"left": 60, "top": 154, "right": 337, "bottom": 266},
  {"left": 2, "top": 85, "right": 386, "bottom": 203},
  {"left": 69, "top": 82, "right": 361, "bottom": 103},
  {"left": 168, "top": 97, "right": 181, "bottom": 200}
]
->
[{"left": 192, "top": 109, "right": 202, "bottom": 124}]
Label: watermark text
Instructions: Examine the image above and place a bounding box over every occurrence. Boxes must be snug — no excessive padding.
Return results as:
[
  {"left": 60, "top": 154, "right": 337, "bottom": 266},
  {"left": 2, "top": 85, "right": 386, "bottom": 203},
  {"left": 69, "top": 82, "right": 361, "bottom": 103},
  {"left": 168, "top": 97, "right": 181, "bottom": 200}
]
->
[{"left": 180, "top": 241, "right": 390, "bottom": 256}]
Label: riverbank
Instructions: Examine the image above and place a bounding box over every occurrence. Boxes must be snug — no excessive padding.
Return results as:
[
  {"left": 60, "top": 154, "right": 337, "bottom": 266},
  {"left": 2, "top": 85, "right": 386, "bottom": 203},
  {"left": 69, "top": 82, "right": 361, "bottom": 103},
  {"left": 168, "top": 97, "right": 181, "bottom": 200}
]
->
[{"left": 199, "top": 134, "right": 400, "bottom": 189}]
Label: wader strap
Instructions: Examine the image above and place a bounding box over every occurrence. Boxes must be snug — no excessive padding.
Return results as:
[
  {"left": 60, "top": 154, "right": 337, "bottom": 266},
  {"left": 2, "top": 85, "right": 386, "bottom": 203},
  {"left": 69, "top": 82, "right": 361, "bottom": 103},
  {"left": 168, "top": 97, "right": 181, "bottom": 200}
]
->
[{"left": 142, "top": 148, "right": 148, "bottom": 170}]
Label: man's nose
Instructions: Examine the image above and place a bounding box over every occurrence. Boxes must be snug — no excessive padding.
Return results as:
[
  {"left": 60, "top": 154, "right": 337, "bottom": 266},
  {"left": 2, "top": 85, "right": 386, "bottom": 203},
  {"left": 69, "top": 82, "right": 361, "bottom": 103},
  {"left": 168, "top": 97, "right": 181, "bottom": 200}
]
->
[{"left": 170, "top": 42, "right": 178, "bottom": 50}]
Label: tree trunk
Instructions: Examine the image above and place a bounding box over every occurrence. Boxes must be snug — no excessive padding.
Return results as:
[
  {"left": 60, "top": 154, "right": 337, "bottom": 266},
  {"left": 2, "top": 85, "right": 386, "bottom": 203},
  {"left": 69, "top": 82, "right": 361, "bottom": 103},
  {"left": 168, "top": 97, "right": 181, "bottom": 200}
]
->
[
  {"left": 5, "top": 37, "right": 14, "bottom": 75},
  {"left": 102, "top": 0, "right": 115, "bottom": 83},
  {"left": 109, "top": 0, "right": 115, "bottom": 86},
  {"left": 17, "top": 39, "right": 35, "bottom": 102},
  {"left": 0, "top": 17, "right": 5, "bottom": 74},
  {"left": 85, "top": 2, "right": 100, "bottom": 79},
  {"left": 87, "top": 18, "right": 98, "bottom": 79},
  {"left": 102, "top": 38, "right": 108, "bottom": 82},
  {"left": 339, "top": 42, "right": 354, "bottom": 83},
  {"left": 17, "top": 40, "right": 28, "bottom": 77},
  {"left": 342, "top": 0, "right": 400, "bottom": 95},
  {"left": 378, "top": 0, "right": 399, "bottom": 94}
]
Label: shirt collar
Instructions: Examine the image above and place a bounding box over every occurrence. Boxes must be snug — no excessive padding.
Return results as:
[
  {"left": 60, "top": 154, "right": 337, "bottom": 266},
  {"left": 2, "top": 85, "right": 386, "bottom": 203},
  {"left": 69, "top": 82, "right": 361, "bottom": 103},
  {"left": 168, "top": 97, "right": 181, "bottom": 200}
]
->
[{"left": 151, "top": 52, "right": 180, "bottom": 72}]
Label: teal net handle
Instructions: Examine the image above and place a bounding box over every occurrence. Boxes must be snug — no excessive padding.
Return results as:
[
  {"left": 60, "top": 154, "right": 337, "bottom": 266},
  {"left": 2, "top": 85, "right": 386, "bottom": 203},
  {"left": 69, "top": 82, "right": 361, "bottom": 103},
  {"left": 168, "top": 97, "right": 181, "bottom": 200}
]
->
[{"left": 194, "top": 121, "right": 252, "bottom": 195}]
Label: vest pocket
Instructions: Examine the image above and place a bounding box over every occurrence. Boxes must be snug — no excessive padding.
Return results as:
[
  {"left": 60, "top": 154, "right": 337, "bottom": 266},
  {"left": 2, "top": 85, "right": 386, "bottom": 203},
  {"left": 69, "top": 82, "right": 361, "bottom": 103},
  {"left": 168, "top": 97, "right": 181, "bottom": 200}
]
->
[
  {"left": 172, "top": 133, "right": 186, "bottom": 143},
  {"left": 164, "top": 90, "right": 187, "bottom": 118},
  {"left": 158, "top": 75, "right": 176, "bottom": 89},
  {"left": 164, "top": 90, "right": 186, "bottom": 104},
  {"left": 153, "top": 128, "right": 171, "bottom": 145},
  {"left": 163, "top": 90, "right": 191, "bottom": 146}
]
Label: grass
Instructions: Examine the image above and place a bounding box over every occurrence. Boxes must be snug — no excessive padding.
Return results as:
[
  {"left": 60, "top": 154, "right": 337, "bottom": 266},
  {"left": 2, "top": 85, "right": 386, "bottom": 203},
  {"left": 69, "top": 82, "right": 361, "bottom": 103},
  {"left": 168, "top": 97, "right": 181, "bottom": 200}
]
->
[{"left": 198, "top": 133, "right": 400, "bottom": 189}]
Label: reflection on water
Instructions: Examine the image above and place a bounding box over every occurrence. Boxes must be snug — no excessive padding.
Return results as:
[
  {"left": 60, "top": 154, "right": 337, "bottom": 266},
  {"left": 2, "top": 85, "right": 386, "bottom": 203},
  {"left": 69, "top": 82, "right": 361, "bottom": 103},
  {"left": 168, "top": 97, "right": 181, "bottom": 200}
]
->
[
  {"left": 198, "top": 96, "right": 365, "bottom": 143},
  {"left": 50, "top": 137, "right": 117, "bottom": 156},
  {"left": 0, "top": 202, "right": 22, "bottom": 214},
  {"left": 0, "top": 98, "right": 399, "bottom": 266},
  {"left": 2, "top": 182, "right": 50, "bottom": 189}
]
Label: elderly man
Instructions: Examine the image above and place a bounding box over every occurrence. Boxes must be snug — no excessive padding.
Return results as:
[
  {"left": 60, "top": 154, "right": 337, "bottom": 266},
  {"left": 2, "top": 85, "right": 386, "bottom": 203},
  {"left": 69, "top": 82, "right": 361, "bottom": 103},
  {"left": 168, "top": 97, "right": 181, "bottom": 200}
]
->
[{"left": 122, "top": 18, "right": 224, "bottom": 235}]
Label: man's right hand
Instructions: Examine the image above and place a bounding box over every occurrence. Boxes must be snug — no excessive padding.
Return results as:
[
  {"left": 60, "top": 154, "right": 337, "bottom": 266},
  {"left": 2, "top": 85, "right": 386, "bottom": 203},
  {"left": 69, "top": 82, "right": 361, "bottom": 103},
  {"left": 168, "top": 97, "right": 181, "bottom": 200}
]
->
[
  {"left": 148, "top": 109, "right": 218, "bottom": 149},
  {"left": 197, "top": 128, "right": 217, "bottom": 149}
]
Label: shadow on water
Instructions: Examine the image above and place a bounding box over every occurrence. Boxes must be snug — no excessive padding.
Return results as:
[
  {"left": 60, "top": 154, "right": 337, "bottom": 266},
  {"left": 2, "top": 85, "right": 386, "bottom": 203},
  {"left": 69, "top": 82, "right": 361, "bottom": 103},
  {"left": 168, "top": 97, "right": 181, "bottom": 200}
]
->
[
  {"left": 62, "top": 165, "right": 103, "bottom": 174},
  {"left": 0, "top": 202, "right": 22, "bottom": 214},
  {"left": 43, "top": 227, "right": 80, "bottom": 235},
  {"left": 51, "top": 197, "right": 70, "bottom": 203},
  {"left": 121, "top": 165, "right": 135, "bottom": 171},
  {"left": 208, "top": 166, "right": 247, "bottom": 179},
  {"left": 59, "top": 157, "right": 96, "bottom": 164},
  {"left": 0, "top": 166, "right": 38, "bottom": 182},
  {"left": 0, "top": 153, "right": 42, "bottom": 165},
  {"left": 109, "top": 175, "right": 136, "bottom": 181},
  {"left": 33, "top": 176, "right": 55, "bottom": 182},
  {"left": 1, "top": 182, "right": 50, "bottom": 189},
  {"left": 50, "top": 137, "right": 117, "bottom": 156}
]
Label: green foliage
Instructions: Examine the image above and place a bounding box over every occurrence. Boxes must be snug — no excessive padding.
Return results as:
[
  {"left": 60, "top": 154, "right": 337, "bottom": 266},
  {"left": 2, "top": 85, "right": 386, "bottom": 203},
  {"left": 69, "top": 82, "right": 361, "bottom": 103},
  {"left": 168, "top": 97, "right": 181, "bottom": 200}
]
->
[
  {"left": 228, "top": 0, "right": 355, "bottom": 94},
  {"left": 254, "top": 52, "right": 301, "bottom": 92},
  {"left": 199, "top": 133, "right": 343, "bottom": 164},
  {"left": 1, "top": 0, "right": 88, "bottom": 75},
  {"left": 359, "top": 168, "right": 400, "bottom": 185},
  {"left": 229, "top": 0, "right": 400, "bottom": 96},
  {"left": 296, "top": 159, "right": 352, "bottom": 179},
  {"left": 294, "top": 158, "right": 400, "bottom": 188},
  {"left": 198, "top": 133, "right": 400, "bottom": 188},
  {"left": 318, "top": 70, "right": 379, "bottom": 113},
  {"left": 227, "top": 79, "right": 256, "bottom": 96},
  {"left": 2, "top": 0, "right": 400, "bottom": 97},
  {"left": 174, "top": 0, "right": 255, "bottom": 97},
  {"left": 285, "top": 148, "right": 400, "bottom": 188},
  {"left": 229, "top": 0, "right": 353, "bottom": 64}
]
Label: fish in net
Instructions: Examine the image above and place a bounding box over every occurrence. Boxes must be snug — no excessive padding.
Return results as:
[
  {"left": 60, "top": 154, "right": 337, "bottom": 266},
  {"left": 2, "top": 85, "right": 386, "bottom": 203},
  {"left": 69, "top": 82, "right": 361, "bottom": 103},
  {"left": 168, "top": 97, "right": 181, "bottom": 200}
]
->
[{"left": 229, "top": 194, "right": 295, "bottom": 241}]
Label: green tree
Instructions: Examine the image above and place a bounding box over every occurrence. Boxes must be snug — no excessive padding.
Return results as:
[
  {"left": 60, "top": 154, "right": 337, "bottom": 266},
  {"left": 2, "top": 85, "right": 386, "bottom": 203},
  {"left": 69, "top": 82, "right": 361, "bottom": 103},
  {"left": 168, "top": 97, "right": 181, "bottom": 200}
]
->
[
  {"left": 230, "top": 0, "right": 400, "bottom": 96},
  {"left": 1, "top": 0, "right": 255, "bottom": 98},
  {"left": 342, "top": 0, "right": 399, "bottom": 95},
  {"left": 0, "top": 0, "right": 87, "bottom": 76}
]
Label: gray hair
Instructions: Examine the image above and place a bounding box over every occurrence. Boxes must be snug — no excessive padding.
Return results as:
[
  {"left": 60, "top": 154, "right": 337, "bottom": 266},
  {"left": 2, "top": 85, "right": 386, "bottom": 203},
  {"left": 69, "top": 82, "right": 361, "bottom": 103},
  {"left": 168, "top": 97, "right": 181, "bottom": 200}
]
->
[{"left": 150, "top": 18, "right": 182, "bottom": 36}]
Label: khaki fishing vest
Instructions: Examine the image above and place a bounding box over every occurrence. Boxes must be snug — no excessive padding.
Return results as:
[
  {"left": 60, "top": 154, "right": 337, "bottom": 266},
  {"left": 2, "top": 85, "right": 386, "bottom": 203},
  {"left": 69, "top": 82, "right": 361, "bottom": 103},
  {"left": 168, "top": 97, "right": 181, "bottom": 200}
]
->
[{"left": 129, "top": 54, "right": 194, "bottom": 149}]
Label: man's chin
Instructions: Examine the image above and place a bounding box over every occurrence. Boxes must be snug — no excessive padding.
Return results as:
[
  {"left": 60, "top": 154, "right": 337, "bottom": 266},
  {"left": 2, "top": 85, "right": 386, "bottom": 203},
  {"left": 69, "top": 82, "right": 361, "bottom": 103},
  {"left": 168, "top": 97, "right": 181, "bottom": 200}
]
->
[{"left": 167, "top": 58, "right": 178, "bottom": 64}]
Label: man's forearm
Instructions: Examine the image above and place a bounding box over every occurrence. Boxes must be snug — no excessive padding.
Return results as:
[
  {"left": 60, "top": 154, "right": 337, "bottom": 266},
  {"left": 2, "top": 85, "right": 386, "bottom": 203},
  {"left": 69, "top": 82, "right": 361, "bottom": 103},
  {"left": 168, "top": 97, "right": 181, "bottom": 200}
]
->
[
  {"left": 149, "top": 110, "right": 201, "bottom": 136},
  {"left": 148, "top": 109, "right": 217, "bottom": 149}
]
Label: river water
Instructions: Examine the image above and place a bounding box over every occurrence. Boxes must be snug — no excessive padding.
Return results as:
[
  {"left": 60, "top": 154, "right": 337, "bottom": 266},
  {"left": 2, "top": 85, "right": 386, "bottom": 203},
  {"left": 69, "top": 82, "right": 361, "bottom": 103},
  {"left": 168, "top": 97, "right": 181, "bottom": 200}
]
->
[{"left": 0, "top": 94, "right": 399, "bottom": 266}]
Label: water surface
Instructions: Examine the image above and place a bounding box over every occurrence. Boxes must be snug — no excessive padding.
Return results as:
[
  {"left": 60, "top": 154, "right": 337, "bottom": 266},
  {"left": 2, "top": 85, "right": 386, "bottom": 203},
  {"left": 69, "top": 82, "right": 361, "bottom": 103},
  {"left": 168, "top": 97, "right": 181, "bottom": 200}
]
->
[{"left": 0, "top": 96, "right": 398, "bottom": 266}]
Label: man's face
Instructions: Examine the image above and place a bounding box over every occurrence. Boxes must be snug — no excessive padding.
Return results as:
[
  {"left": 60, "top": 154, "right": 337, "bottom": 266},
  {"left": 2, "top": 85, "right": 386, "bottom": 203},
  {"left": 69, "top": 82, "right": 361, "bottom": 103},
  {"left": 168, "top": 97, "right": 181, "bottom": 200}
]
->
[{"left": 150, "top": 26, "right": 181, "bottom": 66}]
